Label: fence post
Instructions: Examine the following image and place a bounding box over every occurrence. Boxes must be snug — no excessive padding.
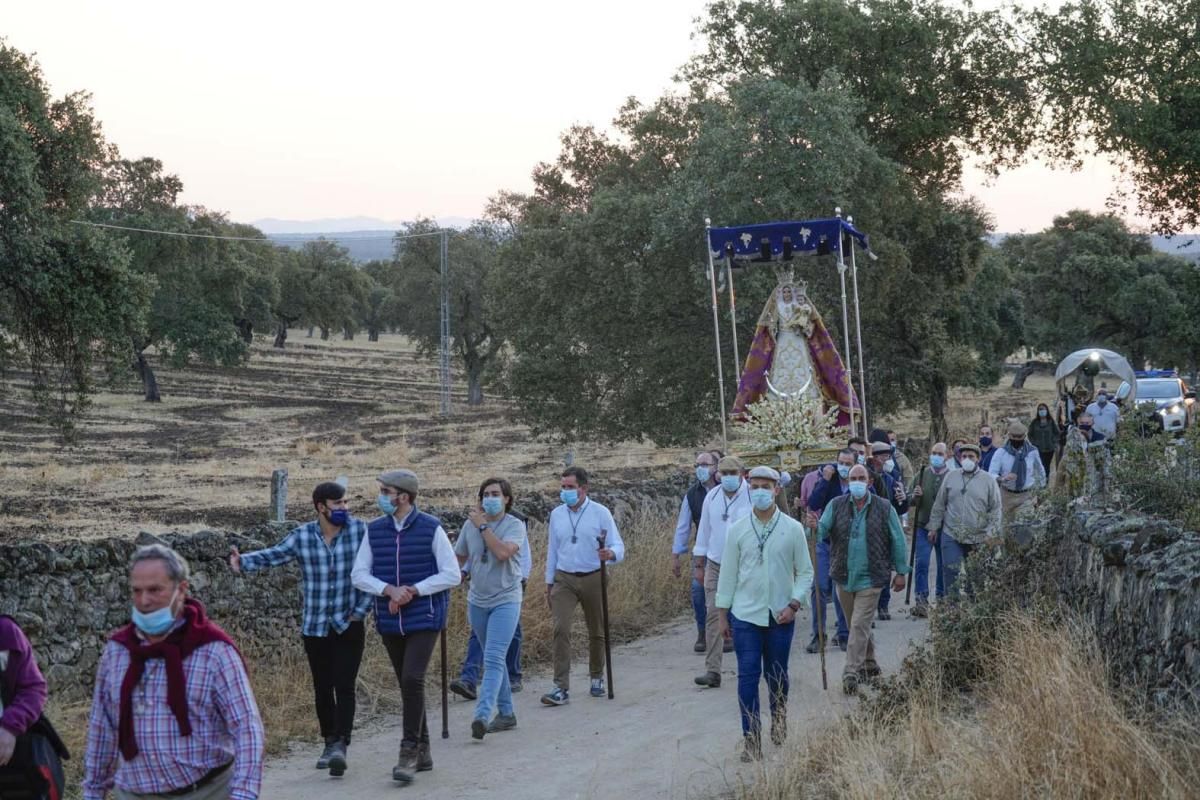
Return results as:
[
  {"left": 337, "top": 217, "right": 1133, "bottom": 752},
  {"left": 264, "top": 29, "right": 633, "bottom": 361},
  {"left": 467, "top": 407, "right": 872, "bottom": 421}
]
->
[{"left": 270, "top": 468, "right": 288, "bottom": 522}]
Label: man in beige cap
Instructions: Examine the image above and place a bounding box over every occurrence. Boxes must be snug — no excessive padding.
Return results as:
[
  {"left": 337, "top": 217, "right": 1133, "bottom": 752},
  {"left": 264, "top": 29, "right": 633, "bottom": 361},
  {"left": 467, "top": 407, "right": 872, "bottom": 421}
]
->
[
  {"left": 987, "top": 420, "right": 1047, "bottom": 524},
  {"left": 715, "top": 465, "right": 812, "bottom": 760},
  {"left": 691, "top": 455, "right": 751, "bottom": 688},
  {"left": 928, "top": 444, "right": 1002, "bottom": 595},
  {"left": 351, "top": 469, "right": 461, "bottom": 785}
]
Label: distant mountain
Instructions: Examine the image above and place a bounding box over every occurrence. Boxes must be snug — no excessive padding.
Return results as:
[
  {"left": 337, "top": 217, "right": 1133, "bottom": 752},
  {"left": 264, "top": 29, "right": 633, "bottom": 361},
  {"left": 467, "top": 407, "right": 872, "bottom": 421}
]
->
[{"left": 251, "top": 216, "right": 473, "bottom": 234}]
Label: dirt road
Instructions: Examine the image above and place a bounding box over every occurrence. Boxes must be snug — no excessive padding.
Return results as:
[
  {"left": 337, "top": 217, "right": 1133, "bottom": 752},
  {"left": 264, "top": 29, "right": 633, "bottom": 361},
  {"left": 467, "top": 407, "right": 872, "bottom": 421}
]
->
[{"left": 262, "top": 604, "right": 927, "bottom": 800}]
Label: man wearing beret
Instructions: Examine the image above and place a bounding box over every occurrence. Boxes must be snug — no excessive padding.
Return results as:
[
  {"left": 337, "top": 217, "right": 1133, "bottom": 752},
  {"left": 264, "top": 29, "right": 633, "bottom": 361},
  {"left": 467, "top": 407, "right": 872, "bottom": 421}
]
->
[
  {"left": 351, "top": 470, "right": 460, "bottom": 785},
  {"left": 987, "top": 420, "right": 1047, "bottom": 524},
  {"left": 714, "top": 466, "right": 813, "bottom": 762}
]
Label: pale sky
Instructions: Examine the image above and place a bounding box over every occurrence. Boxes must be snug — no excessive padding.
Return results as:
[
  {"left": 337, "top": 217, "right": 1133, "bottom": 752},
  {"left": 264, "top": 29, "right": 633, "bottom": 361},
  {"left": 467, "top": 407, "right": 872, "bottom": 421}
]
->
[{"left": 7, "top": 0, "right": 1130, "bottom": 233}]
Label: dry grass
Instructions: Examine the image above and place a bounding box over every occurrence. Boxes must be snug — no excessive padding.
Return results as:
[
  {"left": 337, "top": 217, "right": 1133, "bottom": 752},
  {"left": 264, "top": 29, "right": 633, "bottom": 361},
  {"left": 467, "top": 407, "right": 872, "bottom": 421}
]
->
[{"left": 741, "top": 613, "right": 1200, "bottom": 800}]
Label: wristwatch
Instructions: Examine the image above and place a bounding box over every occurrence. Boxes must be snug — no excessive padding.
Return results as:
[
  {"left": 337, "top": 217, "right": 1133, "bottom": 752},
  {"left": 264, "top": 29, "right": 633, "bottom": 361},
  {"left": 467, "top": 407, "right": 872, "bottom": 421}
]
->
[{"left": 787, "top": 600, "right": 801, "bottom": 612}]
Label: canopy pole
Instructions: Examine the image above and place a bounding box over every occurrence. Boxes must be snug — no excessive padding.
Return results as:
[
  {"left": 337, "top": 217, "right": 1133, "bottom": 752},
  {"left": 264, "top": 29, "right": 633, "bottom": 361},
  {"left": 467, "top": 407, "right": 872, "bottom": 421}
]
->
[
  {"left": 848, "top": 218, "right": 869, "bottom": 432},
  {"left": 835, "top": 209, "right": 858, "bottom": 438},
  {"left": 705, "top": 219, "right": 729, "bottom": 449},
  {"left": 725, "top": 255, "right": 742, "bottom": 390}
]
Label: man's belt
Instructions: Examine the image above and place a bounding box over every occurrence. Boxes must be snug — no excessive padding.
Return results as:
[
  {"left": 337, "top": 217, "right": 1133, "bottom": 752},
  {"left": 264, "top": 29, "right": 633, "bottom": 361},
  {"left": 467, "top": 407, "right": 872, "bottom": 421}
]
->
[
  {"left": 559, "top": 569, "right": 600, "bottom": 578},
  {"left": 162, "top": 761, "right": 233, "bottom": 797},
  {"left": 1002, "top": 486, "right": 1033, "bottom": 494}
]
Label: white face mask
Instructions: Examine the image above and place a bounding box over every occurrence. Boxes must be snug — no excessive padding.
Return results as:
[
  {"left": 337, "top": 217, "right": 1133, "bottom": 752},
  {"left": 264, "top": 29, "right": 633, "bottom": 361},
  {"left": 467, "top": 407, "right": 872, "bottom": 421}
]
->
[{"left": 961, "top": 458, "right": 978, "bottom": 473}]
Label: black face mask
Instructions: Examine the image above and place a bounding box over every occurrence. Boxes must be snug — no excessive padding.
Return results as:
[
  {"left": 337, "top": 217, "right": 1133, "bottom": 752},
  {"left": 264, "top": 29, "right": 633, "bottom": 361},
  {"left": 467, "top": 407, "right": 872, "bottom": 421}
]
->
[{"left": 1009, "top": 439, "right": 1025, "bottom": 449}]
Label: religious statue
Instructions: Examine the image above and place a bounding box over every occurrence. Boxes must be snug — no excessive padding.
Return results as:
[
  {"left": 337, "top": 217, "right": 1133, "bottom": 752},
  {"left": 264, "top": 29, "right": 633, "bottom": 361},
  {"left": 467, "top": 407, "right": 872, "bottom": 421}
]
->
[{"left": 732, "top": 271, "right": 859, "bottom": 427}]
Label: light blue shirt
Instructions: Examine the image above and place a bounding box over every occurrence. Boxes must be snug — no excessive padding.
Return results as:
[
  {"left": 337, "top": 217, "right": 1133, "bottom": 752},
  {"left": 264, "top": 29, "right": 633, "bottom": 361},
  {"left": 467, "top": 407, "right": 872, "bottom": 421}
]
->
[
  {"left": 714, "top": 509, "right": 813, "bottom": 627},
  {"left": 545, "top": 499, "right": 624, "bottom": 584}
]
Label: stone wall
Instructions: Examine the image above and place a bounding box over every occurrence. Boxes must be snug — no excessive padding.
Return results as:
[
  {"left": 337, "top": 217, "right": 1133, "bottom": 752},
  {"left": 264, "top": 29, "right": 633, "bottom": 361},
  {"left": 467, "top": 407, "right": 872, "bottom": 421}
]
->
[
  {"left": 1052, "top": 507, "right": 1200, "bottom": 700},
  {"left": 0, "top": 475, "right": 689, "bottom": 700}
]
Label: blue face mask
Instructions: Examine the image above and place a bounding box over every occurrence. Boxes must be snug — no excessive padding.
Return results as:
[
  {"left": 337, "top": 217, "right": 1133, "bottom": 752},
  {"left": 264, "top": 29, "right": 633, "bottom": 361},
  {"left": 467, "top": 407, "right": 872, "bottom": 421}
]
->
[
  {"left": 836, "top": 463, "right": 851, "bottom": 480},
  {"left": 750, "top": 488, "right": 775, "bottom": 511},
  {"left": 884, "top": 458, "right": 896, "bottom": 474},
  {"left": 848, "top": 481, "right": 868, "bottom": 499},
  {"left": 377, "top": 494, "right": 397, "bottom": 515},
  {"left": 481, "top": 496, "right": 505, "bottom": 516},
  {"left": 1098, "top": 396, "right": 1108, "bottom": 407},
  {"left": 856, "top": 454, "right": 866, "bottom": 465},
  {"left": 328, "top": 508, "right": 350, "bottom": 526},
  {"left": 695, "top": 465, "right": 712, "bottom": 483},
  {"left": 560, "top": 488, "right": 579, "bottom": 507},
  {"left": 930, "top": 454, "right": 946, "bottom": 469},
  {"left": 720, "top": 474, "right": 741, "bottom": 493},
  {"left": 1038, "top": 409, "right": 1048, "bottom": 418},
  {"left": 131, "top": 598, "right": 177, "bottom": 636},
  {"left": 979, "top": 436, "right": 993, "bottom": 448}
]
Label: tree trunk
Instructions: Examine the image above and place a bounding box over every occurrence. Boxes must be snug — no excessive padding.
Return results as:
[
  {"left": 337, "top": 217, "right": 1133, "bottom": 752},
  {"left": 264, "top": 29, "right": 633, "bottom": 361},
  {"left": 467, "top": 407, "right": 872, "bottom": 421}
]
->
[
  {"left": 320, "top": 327, "right": 330, "bottom": 341},
  {"left": 368, "top": 327, "right": 380, "bottom": 342},
  {"left": 342, "top": 326, "right": 354, "bottom": 341},
  {"left": 1011, "top": 360, "right": 1052, "bottom": 388},
  {"left": 235, "top": 318, "right": 253, "bottom": 344},
  {"left": 133, "top": 350, "right": 161, "bottom": 402},
  {"left": 307, "top": 326, "right": 315, "bottom": 338},
  {"left": 467, "top": 364, "right": 484, "bottom": 406},
  {"left": 928, "top": 376, "right": 949, "bottom": 444},
  {"left": 273, "top": 321, "right": 288, "bottom": 349}
]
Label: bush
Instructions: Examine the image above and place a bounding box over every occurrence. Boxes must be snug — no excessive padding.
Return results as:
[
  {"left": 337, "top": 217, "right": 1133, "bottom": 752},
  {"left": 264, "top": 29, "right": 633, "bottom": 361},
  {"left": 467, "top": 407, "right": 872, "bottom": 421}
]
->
[{"left": 1112, "top": 425, "right": 1200, "bottom": 530}]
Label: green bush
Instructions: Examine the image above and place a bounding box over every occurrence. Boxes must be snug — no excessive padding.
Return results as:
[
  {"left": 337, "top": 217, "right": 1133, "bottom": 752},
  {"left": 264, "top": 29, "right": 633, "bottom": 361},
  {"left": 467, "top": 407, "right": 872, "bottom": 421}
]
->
[{"left": 1112, "top": 425, "right": 1200, "bottom": 530}]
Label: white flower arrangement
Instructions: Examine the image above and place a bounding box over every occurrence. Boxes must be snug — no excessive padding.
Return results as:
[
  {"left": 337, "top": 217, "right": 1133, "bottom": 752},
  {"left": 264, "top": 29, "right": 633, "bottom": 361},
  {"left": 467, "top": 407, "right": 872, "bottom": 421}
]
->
[{"left": 738, "top": 394, "right": 842, "bottom": 453}]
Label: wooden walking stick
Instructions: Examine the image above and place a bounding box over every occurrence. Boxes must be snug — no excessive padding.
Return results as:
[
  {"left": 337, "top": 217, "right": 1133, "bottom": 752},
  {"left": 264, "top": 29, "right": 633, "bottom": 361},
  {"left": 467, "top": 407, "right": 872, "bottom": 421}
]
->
[
  {"left": 440, "top": 627, "right": 449, "bottom": 738},
  {"left": 905, "top": 465, "right": 924, "bottom": 606},
  {"left": 597, "top": 530, "right": 615, "bottom": 699},
  {"left": 805, "top": 530, "right": 828, "bottom": 691}
]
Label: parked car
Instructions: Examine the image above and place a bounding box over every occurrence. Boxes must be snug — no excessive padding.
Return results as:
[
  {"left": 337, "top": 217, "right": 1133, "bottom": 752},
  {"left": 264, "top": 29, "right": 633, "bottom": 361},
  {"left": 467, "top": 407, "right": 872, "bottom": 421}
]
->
[{"left": 1132, "top": 371, "right": 1195, "bottom": 435}]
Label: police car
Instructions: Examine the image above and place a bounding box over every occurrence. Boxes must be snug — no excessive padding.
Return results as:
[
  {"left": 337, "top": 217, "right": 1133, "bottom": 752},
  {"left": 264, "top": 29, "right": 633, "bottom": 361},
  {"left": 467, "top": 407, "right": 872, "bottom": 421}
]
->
[{"left": 1133, "top": 370, "right": 1195, "bottom": 435}]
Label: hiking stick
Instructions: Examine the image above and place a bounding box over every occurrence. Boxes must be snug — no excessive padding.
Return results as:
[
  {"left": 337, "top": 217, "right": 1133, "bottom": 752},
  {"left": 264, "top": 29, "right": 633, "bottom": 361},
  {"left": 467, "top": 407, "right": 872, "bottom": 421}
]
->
[
  {"left": 597, "top": 530, "right": 615, "bottom": 699},
  {"left": 440, "top": 627, "right": 449, "bottom": 739},
  {"left": 805, "top": 529, "right": 828, "bottom": 691}
]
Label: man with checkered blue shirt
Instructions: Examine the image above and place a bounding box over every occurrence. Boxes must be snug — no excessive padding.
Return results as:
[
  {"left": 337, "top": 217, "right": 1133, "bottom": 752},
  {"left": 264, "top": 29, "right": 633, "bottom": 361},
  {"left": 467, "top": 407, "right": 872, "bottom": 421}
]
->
[{"left": 228, "top": 481, "right": 371, "bottom": 777}]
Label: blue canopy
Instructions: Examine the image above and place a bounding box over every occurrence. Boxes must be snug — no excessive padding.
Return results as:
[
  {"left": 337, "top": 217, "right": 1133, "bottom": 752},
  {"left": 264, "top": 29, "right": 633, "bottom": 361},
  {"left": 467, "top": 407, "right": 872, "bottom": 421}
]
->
[{"left": 707, "top": 218, "right": 871, "bottom": 263}]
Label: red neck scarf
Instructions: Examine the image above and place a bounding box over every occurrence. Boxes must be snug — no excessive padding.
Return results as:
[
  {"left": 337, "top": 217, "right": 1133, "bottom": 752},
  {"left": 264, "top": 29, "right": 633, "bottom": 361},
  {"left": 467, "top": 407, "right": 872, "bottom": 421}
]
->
[{"left": 110, "top": 597, "right": 239, "bottom": 760}]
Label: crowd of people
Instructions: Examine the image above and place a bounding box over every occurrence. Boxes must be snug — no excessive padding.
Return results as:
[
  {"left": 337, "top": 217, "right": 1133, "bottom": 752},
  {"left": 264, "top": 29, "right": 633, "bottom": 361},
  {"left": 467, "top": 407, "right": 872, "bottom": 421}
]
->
[{"left": 0, "top": 396, "right": 1117, "bottom": 798}]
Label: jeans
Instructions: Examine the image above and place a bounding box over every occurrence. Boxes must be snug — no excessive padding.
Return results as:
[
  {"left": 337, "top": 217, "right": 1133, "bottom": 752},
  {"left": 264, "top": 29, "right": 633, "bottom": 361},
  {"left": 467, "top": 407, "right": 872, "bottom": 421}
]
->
[
  {"left": 913, "top": 527, "right": 945, "bottom": 601},
  {"left": 467, "top": 602, "right": 521, "bottom": 722},
  {"left": 302, "top": 620, "right": 366, "bottom": 743},
  {"left": 809, "top": 539, "right": 848, "bottom": 642},
  {"left": 691, "top": 576, "right": 707, "bottom": 633},
  {"left": 941, "top": 532, "right": 977, "bottom": 596},
  {"left": 460, "top": 621, "right": 523, "bottom": 686},
  {"left": 730, "top": 614, "right": 794, "bottom": 737},
  {"left": 878, "top": 582, "right": 891, "bottom": 611},
  {"left": 381, "top": 630, "right": 440, "bottom": 746}
]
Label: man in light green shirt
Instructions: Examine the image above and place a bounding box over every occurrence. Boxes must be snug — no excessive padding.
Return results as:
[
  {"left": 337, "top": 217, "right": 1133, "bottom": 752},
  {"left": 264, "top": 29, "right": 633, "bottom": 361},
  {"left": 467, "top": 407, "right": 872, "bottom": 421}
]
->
[
  {"left": 817, "top": 464, "right": 908, "bottom": 696},
  {"left": 715, "top": 466, "right": 813, "bottom": 763}
]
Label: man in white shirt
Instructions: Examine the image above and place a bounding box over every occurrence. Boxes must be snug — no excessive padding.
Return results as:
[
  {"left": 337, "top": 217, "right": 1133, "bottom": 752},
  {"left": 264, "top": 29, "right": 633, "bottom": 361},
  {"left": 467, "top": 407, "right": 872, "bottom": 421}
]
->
[
  {"left": 1085, "top": 389, "right": 1121, "bottom": 440},
  {"left": 541, "top": 466, "right": 625, "bottom": 707},
  {"left": 350, "top": 469, "right": 461, "bottom": 784},
  {"left": 692, "top": 455, "right": 752, "bottom": 689},
  {"left": 987, "top": 421, "right": 1047, "bottom": 525}
]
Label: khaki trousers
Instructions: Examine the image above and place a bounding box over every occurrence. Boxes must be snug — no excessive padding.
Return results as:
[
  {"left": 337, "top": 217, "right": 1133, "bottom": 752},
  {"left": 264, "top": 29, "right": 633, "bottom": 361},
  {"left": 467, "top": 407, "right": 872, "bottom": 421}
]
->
[
  {"left": 703, "top": 560, "right": 724, "bottom": 673},
  {"left": 114, "top": 765, "right": 232, "bottom": 799},
  {"left": 551, "top": 569, "right": 605, "bottom": 691},
  {"left": 836, "top": 585, "right": 882, "bottom": 677},
  {"left": 1001, "top": 488, "right": 1033, "bottom": 525}
]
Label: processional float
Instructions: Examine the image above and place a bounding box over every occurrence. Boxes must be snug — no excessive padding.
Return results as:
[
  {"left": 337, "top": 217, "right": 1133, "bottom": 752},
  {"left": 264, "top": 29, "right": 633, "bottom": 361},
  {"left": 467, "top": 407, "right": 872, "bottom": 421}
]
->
[{"left": 704, "top": 211, "right": 874, "bottom": 472}]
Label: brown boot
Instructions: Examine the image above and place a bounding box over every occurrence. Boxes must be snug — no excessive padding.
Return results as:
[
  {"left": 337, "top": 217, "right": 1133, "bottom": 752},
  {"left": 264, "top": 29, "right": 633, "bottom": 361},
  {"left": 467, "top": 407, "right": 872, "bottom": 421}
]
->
[
  {"left": 392, "top": 743, "right": 418, "bottom": 784},
  {"left": 740, "top": 733, "right": 763, "bottom": 762},
  {"left": 416, "top": 741, "right": 433, "bottom": 772},
  {"left": 771, "top": 711, "right": 787, "bottom": 747}
]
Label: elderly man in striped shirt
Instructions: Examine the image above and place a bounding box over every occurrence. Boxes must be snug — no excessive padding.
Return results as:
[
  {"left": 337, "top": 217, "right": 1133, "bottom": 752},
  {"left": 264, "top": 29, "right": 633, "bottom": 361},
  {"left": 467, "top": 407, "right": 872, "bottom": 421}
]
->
[
  {"left": 84, "top": 544, "right": 264, "bottom": 800},
  {"left": 229, "top": 480, "right": 372, "bottom": 775}
]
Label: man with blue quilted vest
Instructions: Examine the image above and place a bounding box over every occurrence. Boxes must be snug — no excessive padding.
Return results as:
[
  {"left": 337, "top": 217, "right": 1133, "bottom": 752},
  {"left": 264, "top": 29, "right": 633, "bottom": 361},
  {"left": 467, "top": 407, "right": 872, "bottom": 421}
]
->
[{"left": 351, "top": 469, "right": 460, "bottom": 785}]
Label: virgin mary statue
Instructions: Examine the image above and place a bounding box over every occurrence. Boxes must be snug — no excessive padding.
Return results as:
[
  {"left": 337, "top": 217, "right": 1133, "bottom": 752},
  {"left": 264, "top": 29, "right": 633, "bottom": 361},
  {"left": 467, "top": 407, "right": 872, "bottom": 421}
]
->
[{"left": 732, "top": 273, "right": 859, "bottom": 427}]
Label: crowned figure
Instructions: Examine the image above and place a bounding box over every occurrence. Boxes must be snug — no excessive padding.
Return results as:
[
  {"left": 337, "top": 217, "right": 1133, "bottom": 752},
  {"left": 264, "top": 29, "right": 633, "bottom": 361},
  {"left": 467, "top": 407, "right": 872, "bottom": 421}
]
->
[{"left": 732, "top": 270, "right": 859, "bottom": 427}]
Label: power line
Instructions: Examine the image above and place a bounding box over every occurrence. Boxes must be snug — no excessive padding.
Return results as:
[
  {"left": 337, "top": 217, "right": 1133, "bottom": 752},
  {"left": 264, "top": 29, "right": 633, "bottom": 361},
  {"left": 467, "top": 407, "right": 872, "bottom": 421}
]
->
[{"left": 70, "top": 219, "right": 451, "bottom": 244}]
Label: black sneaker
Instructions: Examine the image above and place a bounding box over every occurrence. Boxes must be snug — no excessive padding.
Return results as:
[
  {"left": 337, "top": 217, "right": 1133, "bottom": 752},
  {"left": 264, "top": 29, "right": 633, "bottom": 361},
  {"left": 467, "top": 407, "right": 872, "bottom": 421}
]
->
[
  {"left": 450, "top": 679, "right": 477, "bottom": 701},
  {"left": 740, "top": 734, "right": 763, "bottom": 762},
  {"left": 842, "top": 673, "right": 859, "bottom": 696},
  {"left": 837, "top": 637, "right": 848, "bottom": 652},
  {"left": 316, "top": 738, "right": 338, "bottom": 770},
  {"left": 416, "top": 742, "right": 433, "bottom": 772},
  {"left": 723, "top": 639, "right": 734, "bottom": 653},
  {"left": 471, "top": 719, "right": 487, "bottom": 740},
  {"left": 541, "top": 686, "right": 570, "bottom": 706},
  {"left": 694, "top": 632, "right": 706, "bottom": 653},
  {"left": 487, "top": 713, "right": 518, "bottom": 733},
  {"left": 392, "top": 744, "right": 418, "bottom": 783},
  {"left": 327, "top": 739, "right": 347, "bottom": 777},
  {"left": 510, "top": 679, "right": 523, "bottom": 693},
  {"left": 805, "top": 636, "right": 821, "bottom": 654},
  {"left": 877, "top": 609, "right": 892, "bottom": 621},
  {"left": 694, "top": 671, "right": 721, "bottom": 688},
  {"left": 910, "top": 601, "right": 929, "bottom": 618}
]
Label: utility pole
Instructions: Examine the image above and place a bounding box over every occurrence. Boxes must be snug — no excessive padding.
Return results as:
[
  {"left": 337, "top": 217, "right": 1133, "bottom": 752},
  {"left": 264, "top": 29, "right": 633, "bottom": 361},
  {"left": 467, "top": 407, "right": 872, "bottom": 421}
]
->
[{"left": 439, "top": 229, "right": 451, "bottom": 416}]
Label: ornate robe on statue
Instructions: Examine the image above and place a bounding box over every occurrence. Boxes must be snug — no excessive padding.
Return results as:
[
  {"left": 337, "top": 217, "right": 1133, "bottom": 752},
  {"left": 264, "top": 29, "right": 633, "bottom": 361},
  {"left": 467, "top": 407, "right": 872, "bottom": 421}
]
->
[{"left": 732, "top": 285, "right": 859, "bottom": 427}]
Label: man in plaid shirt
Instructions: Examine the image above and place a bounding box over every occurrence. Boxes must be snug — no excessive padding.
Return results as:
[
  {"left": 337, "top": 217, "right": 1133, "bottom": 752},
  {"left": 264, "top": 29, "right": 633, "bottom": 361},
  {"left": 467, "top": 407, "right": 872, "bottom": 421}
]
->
[
  {"left": 229, "top": 480, "right": 371, "bottom": 776},
  {"left": 84, "top": 544, "right": 264, "bottom": 800}
]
